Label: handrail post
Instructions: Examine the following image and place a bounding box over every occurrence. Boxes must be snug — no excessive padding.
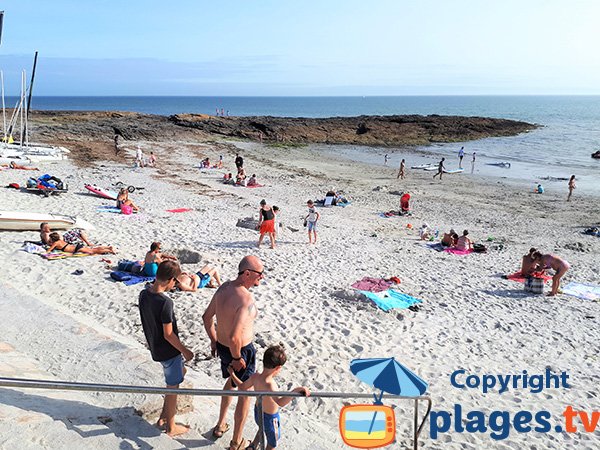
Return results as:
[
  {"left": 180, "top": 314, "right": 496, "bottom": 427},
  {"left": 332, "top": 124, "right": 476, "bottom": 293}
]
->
[
  {"left": 413, "top": 398, "right": 419, "bottom": 450},
  {"left": 257, "top": 394, "right": 265, "bottom": 450}
]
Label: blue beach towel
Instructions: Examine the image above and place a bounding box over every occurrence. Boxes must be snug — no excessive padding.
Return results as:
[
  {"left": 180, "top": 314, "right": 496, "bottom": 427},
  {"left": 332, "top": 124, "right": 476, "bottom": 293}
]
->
[
  {"left": 97, "top": 206, "right": 122, "bottom": 213},
  {"left": 426, "top": 242, "right": 445, "bottom": 252},
  {"left": 562, "top": 282, "right": 600, "bottom": 301},
  {"left": 110, "top": 271, "right": 155, "bottom": 286},
  {"left": 359, "top": 289, "right": 423, "bottom": 312}
]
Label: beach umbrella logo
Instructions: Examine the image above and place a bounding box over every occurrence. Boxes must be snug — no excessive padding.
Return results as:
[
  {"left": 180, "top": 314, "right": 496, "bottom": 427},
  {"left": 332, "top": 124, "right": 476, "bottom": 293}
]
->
[{"left": 339, "top": 358, "right": 428, "bottom": 448}]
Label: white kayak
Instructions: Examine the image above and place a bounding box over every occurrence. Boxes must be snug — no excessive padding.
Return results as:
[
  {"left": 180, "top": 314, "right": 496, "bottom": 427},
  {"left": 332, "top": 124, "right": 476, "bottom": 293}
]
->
[
  {"left": 0, "top": 211, "right": 95, "bottom": 231},
  {"left": 411, "top": 164, "right": 437, "bottom": 170}
]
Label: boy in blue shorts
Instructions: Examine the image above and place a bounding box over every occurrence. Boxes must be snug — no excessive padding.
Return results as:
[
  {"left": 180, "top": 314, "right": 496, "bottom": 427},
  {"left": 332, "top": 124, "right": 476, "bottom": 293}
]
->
[
  {"left": 228, "top": 345, "right": 310, "bottom": 449},
  {"left": 139, "top": 260, "right": 194, "bottom": 436}
]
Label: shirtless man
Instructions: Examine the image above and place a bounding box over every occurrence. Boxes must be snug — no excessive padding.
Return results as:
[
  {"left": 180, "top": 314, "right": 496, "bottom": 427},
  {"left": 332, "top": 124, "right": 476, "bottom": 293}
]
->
[
  {"left": 433, "top": 157, "right": 445, "bottom": 180},
  {"left": 397, "top": 159, "right": 406, "bottom": 179},
  {"left": 202, "top": 256, "right": 264, "bottom": 450}
]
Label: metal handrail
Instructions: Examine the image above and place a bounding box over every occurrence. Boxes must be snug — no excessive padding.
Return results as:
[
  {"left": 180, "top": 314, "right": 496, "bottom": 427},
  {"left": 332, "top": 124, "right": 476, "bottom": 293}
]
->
[{"left": 0, "top": 376, "right": 431, "bottom": 450}]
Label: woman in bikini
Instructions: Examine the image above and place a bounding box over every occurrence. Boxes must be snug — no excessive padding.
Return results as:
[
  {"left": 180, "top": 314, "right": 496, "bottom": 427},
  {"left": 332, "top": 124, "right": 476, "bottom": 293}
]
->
[
  {"left": 175, "top": 265, "right": 222, "bottom": 292},
  {"left": 521, "top": 248, "right": 541, "bottom": 276},
  {"left": 47, "top": 232, "right": 115, "bottom": 255},
  {"left": 455, "top": 230, "right": 473, "bottom": 251},
  {"left": 143, "top": 242, "right": 177, "bottom": 277},
  {"left": 532, "top": 251, "right": 570, "bottom": 296},
  {"left": 116, "top": 188, "right": 140, "bottom": 212}
]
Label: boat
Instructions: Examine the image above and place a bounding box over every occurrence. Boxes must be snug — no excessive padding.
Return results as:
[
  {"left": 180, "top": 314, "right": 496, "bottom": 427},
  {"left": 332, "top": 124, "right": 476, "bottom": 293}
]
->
[
  {"left": 0, "top": 211, "right": 95, "bottom": 231},
  {"left": 85, "top": 184, "right": 118, "bottom": 200},
  {"left": 486, "top": 162, "right": 511, "bottom": 168}
]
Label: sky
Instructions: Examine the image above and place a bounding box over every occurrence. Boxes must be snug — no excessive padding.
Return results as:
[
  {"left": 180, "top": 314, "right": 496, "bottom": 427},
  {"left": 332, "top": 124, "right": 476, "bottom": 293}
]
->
[{"left": 1, "top": 0, "right": 599, "bottom": 96}]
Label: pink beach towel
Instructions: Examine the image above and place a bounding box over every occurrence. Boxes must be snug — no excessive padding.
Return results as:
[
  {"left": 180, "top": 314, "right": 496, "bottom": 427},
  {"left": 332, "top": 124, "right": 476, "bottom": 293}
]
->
[
  {"left": 166, "top": 208, "right": 193, "bottom": 213},
  {"left": 444, "top": 248, "right": 474, "bottom": 256},
  {"left": 351, "top": 277, "right": 393, "bottom": 293},
  {"left": 246, "top": 184, "right": 264, "bottom": 188}
]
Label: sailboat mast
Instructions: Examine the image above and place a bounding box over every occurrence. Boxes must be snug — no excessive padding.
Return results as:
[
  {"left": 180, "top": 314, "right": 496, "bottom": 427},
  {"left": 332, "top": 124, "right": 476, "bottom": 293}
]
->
[
  {"left": 23, "top": 51, "right": 38, "bottom": 145},
  {"left": 20, "top": 71, "right": 25, "bottom": 147}
]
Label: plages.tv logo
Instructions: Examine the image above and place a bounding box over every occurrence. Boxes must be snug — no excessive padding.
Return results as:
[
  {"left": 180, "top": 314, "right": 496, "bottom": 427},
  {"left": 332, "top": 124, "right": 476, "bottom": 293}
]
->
[
  {"left": 430, "top": 368, "right": 600, "bottom": 440},
  {"left": 339, "top": 357, "right": 428, "bottom": 449}
]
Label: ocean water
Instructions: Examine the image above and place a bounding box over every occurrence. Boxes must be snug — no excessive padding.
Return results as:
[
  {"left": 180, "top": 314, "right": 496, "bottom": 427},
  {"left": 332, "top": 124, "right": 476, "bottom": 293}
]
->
[{"left": 13, "top": 95, "right": 600, "bottom": 192}]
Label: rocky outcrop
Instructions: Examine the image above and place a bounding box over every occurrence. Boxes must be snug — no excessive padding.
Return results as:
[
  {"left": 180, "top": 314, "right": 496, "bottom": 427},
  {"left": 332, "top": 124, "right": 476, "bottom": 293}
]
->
[{"left": 170, "top": 114, "right": 536, "bottom": 146}]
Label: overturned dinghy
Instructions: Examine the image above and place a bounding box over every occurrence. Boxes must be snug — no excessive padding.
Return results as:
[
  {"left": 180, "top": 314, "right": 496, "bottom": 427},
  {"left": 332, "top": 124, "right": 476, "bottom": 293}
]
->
[{"left": 0, "top": 211, "right": 95, "bottom": 231}]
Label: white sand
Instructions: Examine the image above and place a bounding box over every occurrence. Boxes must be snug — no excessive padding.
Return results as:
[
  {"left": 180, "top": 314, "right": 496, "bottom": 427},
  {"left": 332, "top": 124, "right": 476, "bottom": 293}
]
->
[{"left": 0, "top": 139, "right": 599, "bottom": 449}]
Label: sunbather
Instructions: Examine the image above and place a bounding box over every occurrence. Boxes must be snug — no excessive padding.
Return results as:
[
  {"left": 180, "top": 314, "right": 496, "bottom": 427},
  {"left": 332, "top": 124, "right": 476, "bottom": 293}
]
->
[
  {"left": 455, "top": 230, "right": 473, "bottom": 251},
  {"left": 117, "top": 188, "right": 140, "bottom": 212},
  {"left": 247, "top": 174, "right": 257, "bottom": 186},
  {"left": 175, "top": 265, "right": 222, "bottom": 291},
  {"left": 521, "top": 248, "right": 540, "bottom": 276},
  {"left": 40, "top": 223, "right": 93, "bottom": 247},
  {"left": 441, "top": 229, "right": 457, "bottom": 247},
  {"left": 532, "top": 251, "right": 570, "bottom": 296},
  {"left": 47, "top": 232, "right": 115, "bottom": 255},
  {"left": 4, "top": 161, "right": 39, "bottom": 170},
  {"left": 144, "top": 242, "right": 177, "bottom": 277}
]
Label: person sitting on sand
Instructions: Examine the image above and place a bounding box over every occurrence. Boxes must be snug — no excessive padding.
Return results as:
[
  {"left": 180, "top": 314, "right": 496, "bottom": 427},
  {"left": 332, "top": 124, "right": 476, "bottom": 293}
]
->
[
  {"left": 521, "top": 248, "right": 541, "bottom": 276},
  {"left": 441, "top": 229, "right": 457, "bottom": 247},
  {"left": 236, "top": 167, "right": 247, "bottom": 185},
  {"left": 144, "top": 242, "right": 177, "bottom": 277},
  {"left": 419, "top": 223, "right": 432, "bottom": 241},
  {"left": 247, "top": 174, "right": 257, "bottom": 186},
  {"left": 175, "top": 265, "right": 222, "bottom": 292},
  {"left": 116, "top": 188, "right": 140, "bottom": 212},
  {"left": 4, "top": 161, "right": 39, "bottom": 170},
  {"left": 532, "top": 251, "right": 570, "bottom": 296},
  {"left": 148, "top": 152, "right": 157, "bottom": 167},
  {"left": 227, "top": 345, "right": 310, "bottom": 450},
  {"left": 47, "top": 232, "right": 115, "bottom": 255},
  {"left": 222, "top": 173, "right": 233, "bottom": 184},
  {"left": 535, "top": 184, "right": 544, "bottom": 194},
  {"left": 455, "top": 230, "right": 473, "bottom": 251}
]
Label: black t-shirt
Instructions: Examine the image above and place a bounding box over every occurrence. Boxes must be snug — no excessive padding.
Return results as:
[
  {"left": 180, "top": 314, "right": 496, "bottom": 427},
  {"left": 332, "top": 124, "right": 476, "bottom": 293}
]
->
[
  {"left": 235, "top": 156, "right": 244, "bottom": 167},
  {"left": 138, "top": 289, "right": 180, "bottom": 362}
]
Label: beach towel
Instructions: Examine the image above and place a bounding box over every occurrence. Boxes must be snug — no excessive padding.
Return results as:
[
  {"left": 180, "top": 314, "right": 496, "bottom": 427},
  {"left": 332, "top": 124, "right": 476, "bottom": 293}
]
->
[
  {"left": 110, "top": 270, "right": 155, "bottom": 286},
  {"left": 41, "top": 251, "right": 92, "bottom": 261},
  {"left": 506, "top": 271, "right": 553, "bottom": 283},
  {"left": 562, "top": 282, "right": 600, "bottom": 301},
  {"left": 97, "top": 206, "right": 122, "bottom": 214},
  {"left": 351, "top": 277, "right": 393, "bottom": 293},
  {"left": 166, "top": 208, "right": 193, "bottom": 213},
  {"left": 444, "top": 248, "right": 474, "bottom": 256},
  {"left": 21, "top": 243, "right": 47, "bottom": 254},
  {"left": 359, "top": 289, "right": 423, "bottom": 312},
  {"left": 426, "top": 242, "right": 445, "bottom": 252}
]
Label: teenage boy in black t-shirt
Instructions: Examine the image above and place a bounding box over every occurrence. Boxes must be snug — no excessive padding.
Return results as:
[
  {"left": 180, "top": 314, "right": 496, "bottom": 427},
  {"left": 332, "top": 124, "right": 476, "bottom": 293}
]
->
[{"left": 139, "top": 260, "right": 194, "bottom": 437}]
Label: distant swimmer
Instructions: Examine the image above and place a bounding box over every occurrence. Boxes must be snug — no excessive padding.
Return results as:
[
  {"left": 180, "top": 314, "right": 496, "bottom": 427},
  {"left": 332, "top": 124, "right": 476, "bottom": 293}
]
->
[{"left": 458, "top": 146, "right": 465, "bottom": 169}]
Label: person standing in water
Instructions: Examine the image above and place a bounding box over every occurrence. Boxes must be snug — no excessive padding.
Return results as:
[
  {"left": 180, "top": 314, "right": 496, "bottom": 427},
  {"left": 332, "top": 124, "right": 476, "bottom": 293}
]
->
[
  {"left": 384, "top": 154, "right": 389, "bottom": 166},
  {"left": 567, "top": 175, "right": 576, "bottom": 201},
  {"left": 458, "top": 147, "right": 465, "bottom": 169},
  {"left": 471, "top": 152, "right": 476, "bottom": 174},
  {"left": 397, "top": 159, "right": 406, "bottom": 179}
]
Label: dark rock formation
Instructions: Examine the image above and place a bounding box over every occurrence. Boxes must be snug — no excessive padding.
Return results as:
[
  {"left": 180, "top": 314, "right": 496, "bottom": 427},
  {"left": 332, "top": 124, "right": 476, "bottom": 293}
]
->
[{"left": 170, "top": 114, "right": 536, "bottom": 146}]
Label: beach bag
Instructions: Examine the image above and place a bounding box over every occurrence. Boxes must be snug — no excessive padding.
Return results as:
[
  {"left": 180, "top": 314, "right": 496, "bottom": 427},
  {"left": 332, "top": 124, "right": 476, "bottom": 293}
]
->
[
  {"left": 120, "top": 204, "right": 133, "bottom": 215},
  {"left": 118, "top": 260, "right": 136, "bottom": 272},
  {"left": 110, "top": 271, "right": 132, "bottom": 282},
  {"left": 525, "top": 277, "right": 544, "bottom": 294},
  {"left": 473, "top": 243, "right": 487, "bottom": 253}
]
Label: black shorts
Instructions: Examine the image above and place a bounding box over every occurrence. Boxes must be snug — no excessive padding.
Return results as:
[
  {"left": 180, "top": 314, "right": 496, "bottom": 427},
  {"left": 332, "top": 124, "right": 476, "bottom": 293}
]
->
[{"left": 217, "top": 341, "right": 256, "bottom": 386}]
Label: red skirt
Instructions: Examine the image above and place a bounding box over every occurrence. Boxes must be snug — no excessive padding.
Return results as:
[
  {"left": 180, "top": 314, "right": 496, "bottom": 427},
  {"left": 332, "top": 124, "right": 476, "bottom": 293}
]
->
[{"left": 260, "top": 219, "right": 275, "bottom": 234}]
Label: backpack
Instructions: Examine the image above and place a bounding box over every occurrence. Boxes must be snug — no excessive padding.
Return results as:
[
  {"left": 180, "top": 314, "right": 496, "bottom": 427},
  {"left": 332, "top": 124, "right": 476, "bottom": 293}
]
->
[{"left": 473, "top": 243, "right": 487, "bottom": 253}]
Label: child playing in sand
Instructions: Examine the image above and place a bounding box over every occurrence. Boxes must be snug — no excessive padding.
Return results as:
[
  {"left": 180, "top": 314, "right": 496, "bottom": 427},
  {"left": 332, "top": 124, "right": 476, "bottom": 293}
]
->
[
  {"left": 272, "top": 206, "right": 281, "bottom": 240},
  {"left": 228, "top": 345, "right": 310, "bottom": 450},
  {"left": 305, "top": 200, "right": 320, "bottom": 244}
]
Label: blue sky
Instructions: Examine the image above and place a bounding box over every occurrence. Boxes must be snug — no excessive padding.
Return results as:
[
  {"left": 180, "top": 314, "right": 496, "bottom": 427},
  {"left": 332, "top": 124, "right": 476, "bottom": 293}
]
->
[{"left": 1, "top": 0, "right": 599, "bottom": 95}]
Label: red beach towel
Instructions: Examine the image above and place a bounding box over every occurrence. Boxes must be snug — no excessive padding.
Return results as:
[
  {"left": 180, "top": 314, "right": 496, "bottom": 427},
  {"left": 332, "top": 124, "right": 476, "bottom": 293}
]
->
[
  {"left": 506, "top": 271, "right": 553, "bottom": 283},
  {"left": 166, "top": 208, "right": 193, "bottom": 213}
]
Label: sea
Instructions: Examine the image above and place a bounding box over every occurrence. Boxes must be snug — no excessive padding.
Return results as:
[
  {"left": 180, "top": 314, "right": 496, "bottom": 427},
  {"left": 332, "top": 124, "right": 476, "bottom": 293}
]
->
[{"left": 14, "top": 95, "right": 600, "bottom": 194}]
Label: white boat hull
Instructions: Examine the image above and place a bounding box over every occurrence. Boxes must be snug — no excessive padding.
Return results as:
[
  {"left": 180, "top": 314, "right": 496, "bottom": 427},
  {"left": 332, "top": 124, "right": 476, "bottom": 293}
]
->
[{"left": 0, "top": 211, "right": 95, "bottom": 231}]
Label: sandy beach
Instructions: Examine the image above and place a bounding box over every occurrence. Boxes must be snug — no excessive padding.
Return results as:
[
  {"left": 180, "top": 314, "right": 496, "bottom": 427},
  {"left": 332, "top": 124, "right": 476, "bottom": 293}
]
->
[{"left": 1, "top": 134, "right": 599, "bottom": 449}]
